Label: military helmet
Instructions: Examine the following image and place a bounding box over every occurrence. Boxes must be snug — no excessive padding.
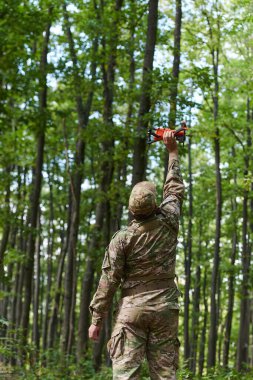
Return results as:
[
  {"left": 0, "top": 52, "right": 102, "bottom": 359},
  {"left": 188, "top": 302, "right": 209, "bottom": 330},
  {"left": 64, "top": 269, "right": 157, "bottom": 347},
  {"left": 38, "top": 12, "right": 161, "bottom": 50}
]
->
[{"left": 128, "top": 181, "right": 157, "bottom": 217}]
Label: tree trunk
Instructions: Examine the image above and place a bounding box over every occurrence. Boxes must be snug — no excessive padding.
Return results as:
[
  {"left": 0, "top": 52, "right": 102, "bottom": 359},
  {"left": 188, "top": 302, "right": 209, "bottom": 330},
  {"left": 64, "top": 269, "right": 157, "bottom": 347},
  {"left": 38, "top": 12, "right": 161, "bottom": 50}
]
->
[
  {"left": 42, "top": 168, "right": 54, "bottom": 351},
  {"left": 7, "top": 166, "right": 23, "bottom": 340},
  {"left": 250, "top": 112, "right": 253, "bottom": 368},
  {"left": 217, "top": 272, "right": 222, "bottom": 364},
  {"left": 14, "top": 167, "right": 28, "bottom": 333},
  {"left": 189, "top": 218, "right": 202, "bottom": 373},
  {"left": 77, "top": 0, "right": 123, "bottom": 363},
  {"left": 0, "top": 230, "right": 16, "bottom": 347},
  {"left": 132, "top": 0, "right": 159, "bottom": 185},
  {"left": 47, "top": 225, "right": 68, "bottom": 349},
  {"left": 198, "top": 268, "right": 208, "bottom": 376},
  {"left": 207, "top": 16, "right": 221, "bottom": 366},
  {"left": 32, "top": 210, "right": 41, "bottom": 355},
  {"left": 61, "top": 4, "right": 97, "bottom": 355},
  {"left": 20, "top": 12, "right": 51, "bottom": 346},
  {"left": 236, "top": 98, "right": 251, "bottom": 371},
  {"left": 164, "top": 0, "right": 182, "bottom": 177},
  {"left": 223, "top": 149, "right": 237, "bottom": 367},
  {"left": 77, "top": 256, "right": 95, "bottom": 359},
  {"left": 0, "top": 165, "right": 12, "bottom": 279},
  {"left": 92, "top": 0, "right": 123, "bottom": 369},
  {"left": 184, "top": 127, "right": 192, "bottom": 363}
]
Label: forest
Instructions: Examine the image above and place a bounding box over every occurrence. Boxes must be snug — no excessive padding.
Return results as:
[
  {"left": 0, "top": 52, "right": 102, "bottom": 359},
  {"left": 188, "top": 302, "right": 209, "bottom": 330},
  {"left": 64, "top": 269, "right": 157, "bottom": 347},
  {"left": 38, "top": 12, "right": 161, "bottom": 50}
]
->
[{"left": 0, "top": 0, "right": 253, "bottom": 379}]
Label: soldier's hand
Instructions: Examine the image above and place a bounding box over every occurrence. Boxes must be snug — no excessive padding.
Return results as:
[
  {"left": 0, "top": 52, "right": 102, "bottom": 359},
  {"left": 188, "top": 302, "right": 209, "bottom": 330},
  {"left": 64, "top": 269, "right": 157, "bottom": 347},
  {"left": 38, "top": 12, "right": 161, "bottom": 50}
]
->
[
  {"left": 89, "top": 324, "right": 100, "bottom": 341},
  {"left": 163, "top": 130, "right": 178, "bottom": 154}
]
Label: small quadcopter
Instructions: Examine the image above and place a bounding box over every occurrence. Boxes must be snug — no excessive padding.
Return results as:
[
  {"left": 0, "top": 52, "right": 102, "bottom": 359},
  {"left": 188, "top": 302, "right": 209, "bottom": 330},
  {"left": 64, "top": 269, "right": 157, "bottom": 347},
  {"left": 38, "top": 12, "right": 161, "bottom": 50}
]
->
[{"left": 147, "top": 121, "right": 188, "bottom": 145}]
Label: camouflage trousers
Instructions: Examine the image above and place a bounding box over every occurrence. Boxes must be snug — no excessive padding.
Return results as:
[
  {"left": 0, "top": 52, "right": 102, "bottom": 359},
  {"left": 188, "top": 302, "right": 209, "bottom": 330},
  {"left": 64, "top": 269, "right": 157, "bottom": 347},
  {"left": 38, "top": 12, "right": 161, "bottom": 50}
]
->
[{"left": 107, "top": 302, "right": 179, "bottom": 380}]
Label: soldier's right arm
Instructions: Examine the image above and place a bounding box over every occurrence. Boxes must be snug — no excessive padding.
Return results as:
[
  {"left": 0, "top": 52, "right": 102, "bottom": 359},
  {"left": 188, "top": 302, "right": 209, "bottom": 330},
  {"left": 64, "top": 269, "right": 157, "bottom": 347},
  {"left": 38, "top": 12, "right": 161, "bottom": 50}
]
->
[{"left": 160, "top": 131, "right": 185, "bottom": 225}]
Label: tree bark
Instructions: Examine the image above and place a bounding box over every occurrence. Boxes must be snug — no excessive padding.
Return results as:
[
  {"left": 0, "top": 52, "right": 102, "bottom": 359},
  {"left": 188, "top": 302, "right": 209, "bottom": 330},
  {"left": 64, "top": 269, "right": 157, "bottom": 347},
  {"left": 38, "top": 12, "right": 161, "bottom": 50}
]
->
[
  {"left": 223, "top": 148, "right": 237, "bottom": 367},
  {"left": 7, "top": 166, "right": 23, "bottom": 340},
  {"left": 77, "top": 256, "right": 95, "bottom": 358},
  {"left": 132, "top": 0, "right": 159, "bottom": 186},
  {"left": 42, "top": 167, "right": 54, "bottom": 351},
  {"left": 207, "top": 12, "right": 221, "bottom": 367},
  {"left": 61, "top": 3, "right": 97, "bottom": 355},
  {"left": 20, "top": 11, "right": 52, "bottom": 346},
  {"left": 77, "top": 0, "right": 123, "bottom": 363},
  {"left": 0, "top": 165, "right": 12, "bottom": 279},
  {"left": 169, "top": 0, "right": 182, "bottom": 128},
  {"left": 14, "top": 166, "right": 28, "bottom": 333},
  {"left": 32, "top": 209, "right": 41, "bottom": 355},
  {"left": 189, "top": 218, "right": 202, "bottom": 373},
  {"left": 184, "top": 127, "right": 192, "bottom": 363},
  {"left": 0, "top": 229, "right": 16, "bottom": 346},
  {"left": 47, "top": 224, "right": 68, "bottom": 349},
  {"left": 164, "top": 0, "right": 182, "bottom": 178},
  {"left": 198, "top": 268, "right": 208, "bottom": 376},
  {"left": 236, "top": 98, "right": 251, "bottom": 371}
]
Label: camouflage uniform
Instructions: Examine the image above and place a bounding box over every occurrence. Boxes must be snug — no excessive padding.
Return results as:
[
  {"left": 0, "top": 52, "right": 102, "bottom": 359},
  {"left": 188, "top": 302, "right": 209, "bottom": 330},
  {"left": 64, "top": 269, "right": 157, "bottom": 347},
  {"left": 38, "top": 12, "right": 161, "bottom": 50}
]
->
[{"left": 90, "top": 159, "right": 184, "bottom": 380}]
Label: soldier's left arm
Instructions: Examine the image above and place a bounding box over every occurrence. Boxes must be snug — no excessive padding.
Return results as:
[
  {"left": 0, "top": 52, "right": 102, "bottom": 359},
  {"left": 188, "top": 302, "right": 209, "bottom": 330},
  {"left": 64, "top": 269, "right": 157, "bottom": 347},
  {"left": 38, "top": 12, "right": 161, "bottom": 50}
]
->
[{"left": 89, "top": 232, "right": 125, "bottom": 326}]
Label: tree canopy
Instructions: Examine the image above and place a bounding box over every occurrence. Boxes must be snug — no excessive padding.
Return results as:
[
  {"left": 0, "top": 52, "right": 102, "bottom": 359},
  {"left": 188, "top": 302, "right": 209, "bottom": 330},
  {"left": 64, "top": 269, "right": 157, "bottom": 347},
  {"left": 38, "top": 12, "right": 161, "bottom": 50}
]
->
[{"left": 0, "top": 0, "right": 253, "bottom": 378}]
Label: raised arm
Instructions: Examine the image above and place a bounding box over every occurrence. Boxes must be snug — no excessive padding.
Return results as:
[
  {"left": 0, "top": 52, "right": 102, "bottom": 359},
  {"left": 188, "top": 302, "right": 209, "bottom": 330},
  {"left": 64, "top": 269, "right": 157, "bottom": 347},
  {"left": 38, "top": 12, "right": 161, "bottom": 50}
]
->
[{"left": 160, "top": 131, "right": 185, "bottom": 223}]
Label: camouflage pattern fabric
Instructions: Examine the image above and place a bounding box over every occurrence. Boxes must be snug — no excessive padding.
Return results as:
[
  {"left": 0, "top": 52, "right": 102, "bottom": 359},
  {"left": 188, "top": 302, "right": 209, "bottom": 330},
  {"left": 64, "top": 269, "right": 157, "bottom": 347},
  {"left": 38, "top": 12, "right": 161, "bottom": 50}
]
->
[
  {"left": 89, "top": 159, "right": 184, "bottom": 379},
  {"left": 108, "top": 307, "right": 179, "bottom": 380}
]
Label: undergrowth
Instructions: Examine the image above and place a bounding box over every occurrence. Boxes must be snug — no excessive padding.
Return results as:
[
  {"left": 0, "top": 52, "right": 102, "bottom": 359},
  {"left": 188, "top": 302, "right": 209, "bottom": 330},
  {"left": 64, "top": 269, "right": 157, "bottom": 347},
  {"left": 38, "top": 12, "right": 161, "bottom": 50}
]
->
[{"left": 1, "top": 339, "right": 252, "bottom": 379}]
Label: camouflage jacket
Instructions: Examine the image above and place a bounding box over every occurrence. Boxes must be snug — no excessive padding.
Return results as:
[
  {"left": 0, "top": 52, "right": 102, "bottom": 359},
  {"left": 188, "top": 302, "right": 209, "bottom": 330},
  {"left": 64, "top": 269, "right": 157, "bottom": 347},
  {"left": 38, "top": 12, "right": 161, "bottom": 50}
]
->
[{"left": 89, "top": 159, "right": 184, "bottom": 326}]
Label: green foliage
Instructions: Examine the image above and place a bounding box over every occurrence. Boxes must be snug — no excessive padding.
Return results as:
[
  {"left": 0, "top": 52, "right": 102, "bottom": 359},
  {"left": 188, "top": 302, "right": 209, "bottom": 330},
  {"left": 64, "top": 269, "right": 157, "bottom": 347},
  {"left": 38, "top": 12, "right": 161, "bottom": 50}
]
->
[{"left": 0, "top": 0, "right": 253, "bottom": 377}]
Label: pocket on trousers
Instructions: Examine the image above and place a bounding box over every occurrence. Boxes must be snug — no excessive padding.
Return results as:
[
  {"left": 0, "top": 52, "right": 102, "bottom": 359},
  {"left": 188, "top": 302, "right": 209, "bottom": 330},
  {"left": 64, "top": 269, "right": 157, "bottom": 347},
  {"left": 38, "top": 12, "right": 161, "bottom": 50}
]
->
[
  {"left": 166, "top": 338, "right": 180, "bottom": 369},
  {"left": 107, "top": 328, "right": 125, "bottom": 360}
]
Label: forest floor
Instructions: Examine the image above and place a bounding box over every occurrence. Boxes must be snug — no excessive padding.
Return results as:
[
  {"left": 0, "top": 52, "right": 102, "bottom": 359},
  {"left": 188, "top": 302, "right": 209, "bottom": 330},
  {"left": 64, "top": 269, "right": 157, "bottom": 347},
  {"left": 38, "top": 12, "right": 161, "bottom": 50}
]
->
[
  {"left": 0, "top": 363, "right": 18, "bottom": 379},
  {"left": 1, "top": 365, "right": 253, "bottom": 380}
]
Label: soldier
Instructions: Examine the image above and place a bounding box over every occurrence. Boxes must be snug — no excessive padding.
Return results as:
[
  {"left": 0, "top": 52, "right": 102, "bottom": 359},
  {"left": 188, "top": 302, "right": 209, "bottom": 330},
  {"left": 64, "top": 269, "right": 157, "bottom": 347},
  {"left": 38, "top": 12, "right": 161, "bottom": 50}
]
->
[{"left": 89, "top": 131, "right": 185, "bottom": 380}]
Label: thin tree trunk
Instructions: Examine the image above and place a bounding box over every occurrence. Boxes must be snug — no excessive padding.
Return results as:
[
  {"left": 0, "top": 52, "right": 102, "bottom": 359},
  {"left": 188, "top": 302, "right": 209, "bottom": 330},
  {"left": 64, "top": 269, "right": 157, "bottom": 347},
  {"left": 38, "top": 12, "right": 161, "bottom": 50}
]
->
[
  {"left": 77, "top": 257, "right": 95, "bottom": 358},
  {"left": 237, "top": 98, "right": 251, "bottom": 370},
  {"left": 207, "top": 11, "right": 221, "bottom": 367},
  {"left": 15, "top": 166, "right": 28, "bottom": 332},
  {"left": 223, "top": 149, "right": 237, "bottom": 367},
  {"left": 1, "top": 230, "right": 16, "bottom": 348},
  {"left": 0, "top": 166, "right": 12, "bottom": 279},
  {"left": 42, "top": 168, "right": 54, "bottom": 351},
  {"left": 164, "top": 0, "right": 182, "bottom": 177},
  {"left": 132, "top": 0, "right": 159, "bottom": 185},
  {"left": 20, "top": 12, "right": 52, "bottom": 347},
  {"left": 77, "top": 0, "right": 123, "bottom": 363},
  {"left": 198, "top": 268, "right": 208, "bottom": 376},
  {"left": 237, "top": 182, "right": 250, "bottom": 370},
  {"left": 91, "top": 0, "right": 124, "bottom": 368},
  {"left": 189, "top": 218, "right": 202, "bottom": 373},
  {"left": 32, "top": 210, "right": 41, "bottom": 354},
  {"left": 184, "top": 126, "right": 192, "bottom": 363},
  {"left": 61, "top": 3, "right": 97, "bottom": 355},
  {"left": 7, "top": 166, "right": 23, "bottom": 338},
  {"left": 47, "top": 225, "right": 68, "bottom": 349},
  {"left": 250, "top": 115, "right": 253, "bottom": 367},
  {"left": 4, "top": 166, "right": 22, "bottom": 357},
  {"left": 217, "top": 272, "right": 222, "bottom": 364},
  {"left": 16, "top": 265, "right": 24, "bottom": 329}
]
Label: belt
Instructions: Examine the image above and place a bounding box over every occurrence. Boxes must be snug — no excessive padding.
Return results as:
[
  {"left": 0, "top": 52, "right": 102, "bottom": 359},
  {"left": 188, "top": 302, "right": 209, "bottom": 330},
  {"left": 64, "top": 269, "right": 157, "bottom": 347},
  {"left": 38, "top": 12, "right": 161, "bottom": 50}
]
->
[{"left": 121, "top": 278, "right": 175, "bottom": 297}]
